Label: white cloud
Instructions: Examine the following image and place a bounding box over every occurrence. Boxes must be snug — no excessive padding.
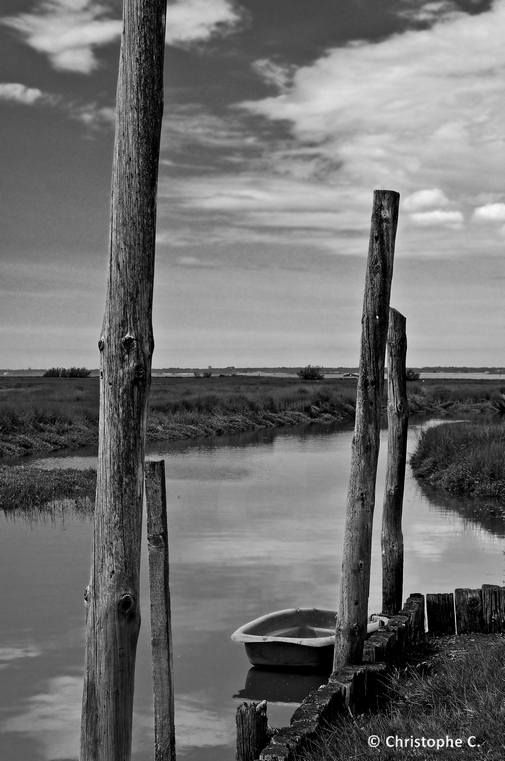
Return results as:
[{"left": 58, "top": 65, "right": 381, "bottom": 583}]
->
[
  {"left": 409, "top": 209, "right": 464, "bottom": 228},
  {"left": 0, "top": 82, "right": 48, "bottom": 105},
  {"left": 252, "top": 59, "right": 293, "bottom": 91},
  {"left": 472, "top": 203, "right": 505, "bottom": 222},
  {"left": 397, "top": 0, "right": 464, "bottom": 23},
  {"left": 239, "top": 1, "right": 505, "bottom": 206},
  {"left": 1, "top": 1, "right": 121, "bottom": 74},
  {"left": 166, "top": 0, "right": 244, "bottom": 46},
  {"left": 1, "top": 0, "right": 243, "bottom": 72},
  {"left": 403, "top": 188, "right": 450, "bottom": 212}
]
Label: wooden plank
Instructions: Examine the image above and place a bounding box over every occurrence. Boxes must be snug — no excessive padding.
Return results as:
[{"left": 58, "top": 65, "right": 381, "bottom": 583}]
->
[
  {"left": 381, "top": 308, "right": 408, "bottom": 616},
  {"left": 426, "top": 593, "right": 455, "bottom": 636},
  {"left": 80, "top": 2, "right": 166, "bottom": 759},
  {"left": 334, "top": 190, "right": 399, "bottom": 669},
  {"left": 454, "top": 588, "right": 483, "bottom": 634},
  {"left": 145, "top": 461, "right": 175, "bottom": 761},
  {"left": 236, "top": 701, "right": 271, "bottom": 761},
  {"left": 482, "top": 585, "right": 505, "bottom": 633}
]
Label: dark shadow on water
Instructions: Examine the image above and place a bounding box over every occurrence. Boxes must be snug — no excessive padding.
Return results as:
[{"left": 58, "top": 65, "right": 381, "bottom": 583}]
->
[{"left": 234, "top": 666, "right": 330, "bottom": 705}]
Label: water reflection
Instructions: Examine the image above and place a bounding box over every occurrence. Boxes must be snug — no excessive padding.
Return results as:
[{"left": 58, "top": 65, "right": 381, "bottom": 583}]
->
[
  {"left": 1, "top": 418, "right": 505, "bottom": 760},
  {"left": 234, "top": 668, "right": 329, "bottom": 705}
]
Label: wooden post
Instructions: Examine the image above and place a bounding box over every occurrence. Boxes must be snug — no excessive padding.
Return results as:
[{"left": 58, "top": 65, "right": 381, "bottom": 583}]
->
[
  {"left": 481, "top": 584, "right": 505, "bottom": 633},
  {"left": 334, "top": 190, "right": 399, "bottom": 670},
  {"left": 381, "top": 308, "right": 408, "bottom": 616},
  {"left": 236, "top": 701, "right": 271, "bottom": 761},
  {"left": 426, "top": 593, "right": 455, "bottom": 635},
  {"left": 146, "top": 461, "right": 176, "bottom": 761},
  {"left": 455, "top": 588, "right": 483, "bottom": 634},
  {"left": 80, "top": 2, "right": 166, "bottom": 760}
]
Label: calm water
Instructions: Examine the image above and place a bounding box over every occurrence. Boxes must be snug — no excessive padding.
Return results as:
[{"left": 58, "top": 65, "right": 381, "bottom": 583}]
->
[{"left": 1, "top": 420, "right": 505, "bottom": 760}]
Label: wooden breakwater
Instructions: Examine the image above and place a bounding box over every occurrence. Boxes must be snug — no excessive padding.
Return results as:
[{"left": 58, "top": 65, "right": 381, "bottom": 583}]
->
[{"left": 237, "top": 583, "right": 505, "bottom": 761}]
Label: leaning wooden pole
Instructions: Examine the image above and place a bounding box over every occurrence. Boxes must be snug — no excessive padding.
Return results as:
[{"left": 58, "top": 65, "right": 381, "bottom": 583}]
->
[
  {"left": 333, "top": 190, "right": 399, "bottom": 670},
  {"left": 80, "top": 2, "right": 166, "bottom": 760},
  {"left": 381, "top": 308, "right": 408, "bottom": 617},
  {"left": 145, "top": 461, "right": 176, "bottom": 761}
]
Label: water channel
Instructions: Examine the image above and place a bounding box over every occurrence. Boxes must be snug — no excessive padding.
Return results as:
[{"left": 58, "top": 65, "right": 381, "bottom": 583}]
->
[{"left": 1, "top": 419, "right": 504, "bottom": 760}]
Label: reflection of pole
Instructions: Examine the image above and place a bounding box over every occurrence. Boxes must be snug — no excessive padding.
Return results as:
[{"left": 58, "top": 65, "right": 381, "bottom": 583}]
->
[
  {"left": 146, "top": 461, "right": 176, "bottom": 761},
  {"left": 381, "top": 308, "right": 408, "bottom": 617},
  {"left": 334, "top": 190, "right": 399, "bottom": 670},
  {"left": 80, "top": 2, "right": 166, "bottom": 759}
]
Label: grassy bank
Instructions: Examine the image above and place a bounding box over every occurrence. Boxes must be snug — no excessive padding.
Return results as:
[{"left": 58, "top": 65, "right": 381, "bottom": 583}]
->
[
  {"left": 0, "top": 465, "right": 96, "bottom": 511},
  {"left": 299, "top": 634, "right": 505, "bottom": 760},
  {"left": 411, "top": 421, "right": 505, "bottom": 503},
  {"left": 1, "top": 375, "right": 503, "bottom": 460},
  {"left": 0, "top": 375, "right": 358, "bottom": 459}
]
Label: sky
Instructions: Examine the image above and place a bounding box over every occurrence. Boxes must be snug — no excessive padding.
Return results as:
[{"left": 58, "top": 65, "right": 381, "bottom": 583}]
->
[{"left": 0, "top": 0, "right": 504, "bottom": 369}]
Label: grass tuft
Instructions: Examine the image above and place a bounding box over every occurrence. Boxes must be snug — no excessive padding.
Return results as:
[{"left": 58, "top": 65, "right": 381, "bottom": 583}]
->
[
  {"left": 411, "top": 421, "right": 505, "bottom": 502},
  {"left": 298, "top": 636, "right": 505, "bottom": 760}
]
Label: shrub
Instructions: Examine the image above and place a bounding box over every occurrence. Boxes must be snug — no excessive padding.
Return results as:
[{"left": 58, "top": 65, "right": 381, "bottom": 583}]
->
[
  {"left": 298, "top": 365, "right": 324, "bottom": 380},
  {"left": 406, "top": 368, "right": 420, "bottom": 381},
  {"left": 43, "top": 367, "right": 91, "bottom": 378}
]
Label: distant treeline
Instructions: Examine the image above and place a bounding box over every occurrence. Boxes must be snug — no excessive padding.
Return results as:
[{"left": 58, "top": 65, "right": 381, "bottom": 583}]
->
[{"left": 43, "top": 367, "right": 91, "bottom": 378}]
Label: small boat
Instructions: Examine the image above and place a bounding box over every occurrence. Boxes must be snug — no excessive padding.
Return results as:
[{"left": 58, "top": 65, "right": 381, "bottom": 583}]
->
[{"left": 231, "top": 608, "right": 382, "bottom": 670}]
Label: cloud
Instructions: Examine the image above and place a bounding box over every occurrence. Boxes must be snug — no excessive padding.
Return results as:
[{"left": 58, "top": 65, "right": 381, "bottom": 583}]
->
[
  {"left": 154, "top": 0, "right": 496, "bottom": 261},
  {"left": 1, "top": 675, "right": 81, "bottom": 760},
  {"left": 69, "top": 101, "right": 115, "bottom": 128},
  {"left": 166, "top": 0, "right": 244, "bottom": 47},
  {"left": 174, "top": 255, "right": 221, "bottom": 268},
  {"left": 252, "top": 59, "right": 294, "bottom": 91},
  {"left": 164, "top": 104, "right": 263, "bottom": 154},
  {"left": 1, "top": 1, "right": 121, "bottom": 74},
  {"left": 0, "top": 645, "right": 41, "bottom": 670},
  {"left": 175, "top": 694, "right": 234, "bottom": 749},
  {"left": 239, "top": 1, "right": 505, "bottom": 206},
  {"left": 0, "top": 82, "right": 50, "bottom": 105},
  {"left": 396, "top": 0, "right": 465, "bottom": 23},
  {"left": 409, "top": 209, "right": 464, "bottom": 228},
  {"left": 403, "top": 188, "right": 450, "bottom": 211},
  {"left": 1, "top": 0, "right": 243, "bottom": 72},
  {"left": 472, "top": 202, "right": 505, "bottom": 222},
  {"left": 0, "top": 80, "right": 114, "bottom": 132}
]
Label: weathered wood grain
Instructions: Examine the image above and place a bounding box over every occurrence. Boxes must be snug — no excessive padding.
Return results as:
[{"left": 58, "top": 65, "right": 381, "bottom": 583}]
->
[
  {"left": 236, "top": 701, "right": 271, "bottom": 761},
  {"left": 455, "top": 588, "right": 483, "bottom": 634},
  {"left": 80, "top": 2, "right": 166, "bottom": 759},
  {"left": 381, "top": 308, "right": 408, "bottom": 616},
  {"left": 482, "top": 584, "right": 505, "bottom": 633},
  {"left": 426, "top": 593, "right": 455, "bottom": 635},
  {"left": 146, "top": 461, "right": 175, "bottom": 761},
  {"left": 334, "top": 190, "right": 399, "bottom": 669}
]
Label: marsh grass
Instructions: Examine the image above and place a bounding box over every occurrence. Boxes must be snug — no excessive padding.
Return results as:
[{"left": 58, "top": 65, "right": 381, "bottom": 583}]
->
[
  {"left": 411, "top": 421, "right": 505, "bottom": 502},
  {"left": 298, "top": 636, "right": 505, "bottom": 760},
  {"left": 0, "top": 464, "right": 96, "bottom": 511},
  {"left": 0, "top": 375, "right": 503, "bottom": 458}
]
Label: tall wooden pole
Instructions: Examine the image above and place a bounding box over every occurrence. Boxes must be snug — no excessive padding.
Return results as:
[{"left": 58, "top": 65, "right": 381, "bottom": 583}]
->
[
  {"left": 333, "top": 190, "right": 399, "bottom": 670},
  {"left": 381, "top": 308, "right": 408, "bottom": 616},
  {"left": 80, "top": 2, "right": 166, "bottom": 760}
]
